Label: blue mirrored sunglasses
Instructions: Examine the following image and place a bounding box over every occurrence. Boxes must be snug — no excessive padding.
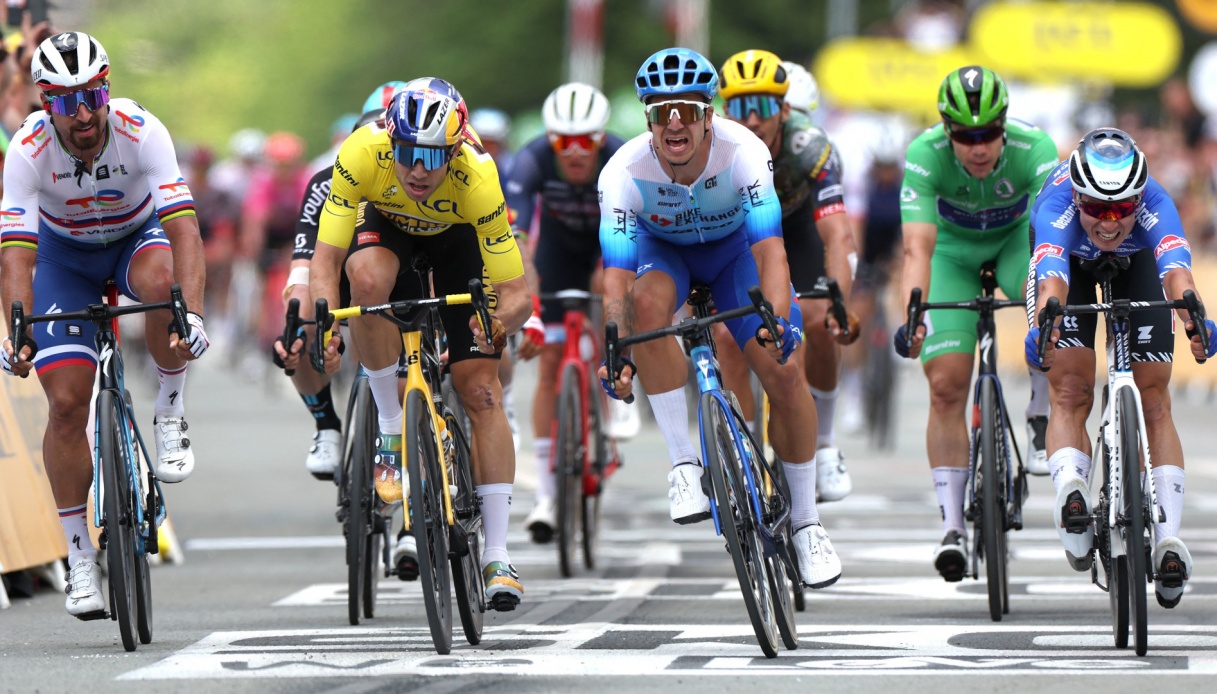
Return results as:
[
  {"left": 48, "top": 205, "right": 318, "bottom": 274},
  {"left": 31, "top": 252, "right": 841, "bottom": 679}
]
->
[
  {"left": 392, "top": 142, "right": 453, "bottom": 171},
  {"left": 725, "top": 95, "right": 782, "bottom": 121},
  {"left": 47, "top": 84, "right": 110, "bottom": 116}
]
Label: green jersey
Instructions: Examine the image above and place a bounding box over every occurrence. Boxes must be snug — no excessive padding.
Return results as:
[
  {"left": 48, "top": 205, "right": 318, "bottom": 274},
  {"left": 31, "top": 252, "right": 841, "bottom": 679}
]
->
[{"left": 900, "top": 119, "right": 1059, "bottom": 237}]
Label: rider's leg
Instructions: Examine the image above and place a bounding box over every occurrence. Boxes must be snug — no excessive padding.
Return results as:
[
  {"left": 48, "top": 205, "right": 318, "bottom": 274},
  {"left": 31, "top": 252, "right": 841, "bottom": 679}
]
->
[
  {"left": 1045, "top": 343, "right": 1097, "bottom": 570},
  {"left": 525, "top": 341, "right": 562, "bottom": 541},
  {"left": 345, "top": 245, "right": 404, "bottom": 430}
]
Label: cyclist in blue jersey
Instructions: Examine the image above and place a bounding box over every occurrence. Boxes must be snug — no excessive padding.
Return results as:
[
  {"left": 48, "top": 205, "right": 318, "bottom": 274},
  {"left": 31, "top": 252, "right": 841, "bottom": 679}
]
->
[
  {"left": 1028, "top": 128, "right": 1217, "bottom": 608},
  {"left": 596, "top": 47, "right": 841, "bottom": 589},
  {"left": 505, "top": 82, "right": 628, "bottom": 542}
]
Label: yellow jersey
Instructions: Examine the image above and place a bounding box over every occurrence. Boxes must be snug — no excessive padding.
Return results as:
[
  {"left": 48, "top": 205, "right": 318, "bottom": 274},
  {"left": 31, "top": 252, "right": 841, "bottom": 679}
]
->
[{"left": 317, "top": 122, "right": 524, "bottom": 284}]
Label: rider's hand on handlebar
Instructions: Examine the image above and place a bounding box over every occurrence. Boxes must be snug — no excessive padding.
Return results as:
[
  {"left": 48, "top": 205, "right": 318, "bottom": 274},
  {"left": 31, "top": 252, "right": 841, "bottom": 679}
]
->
[
  {"left": 893, "top": 322, "right": 926, "bottom": 359},
  {"left": 1, "top": 338, "right": 35, "bottom": 377},
  {"left": 317, "top": 332, "right": 344, "bottom": 374},
  {"left": 1185, "top": 318, "right": 1217, "bottom": 361},
  {"left": 1025, "top": 325, "right": 1060, "bottom": 370},
  {"left": 170, "top": 312, "right": 209, "bottom": 360},
  {"left": 469, "top": 314, "right": 507, "bottom": 354},
  {"left": 517, "top": 300, "right": 545, "bottom": 361},
  {"left": 273, "top": 331, "right": 306, "bottom": 372},
  {"left": 826, "top": 311, "right": 862, "bottom": 345},
  {"left": 757, "top": 316, "right": 802, "bottom": 362},
  {"left": 597, "top": 356, "right": 636, "bottom": 401}
]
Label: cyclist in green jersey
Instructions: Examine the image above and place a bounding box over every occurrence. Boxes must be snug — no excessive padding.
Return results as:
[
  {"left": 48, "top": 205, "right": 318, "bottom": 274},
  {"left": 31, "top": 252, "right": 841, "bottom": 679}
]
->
[
  {"left": 715, "top": 50, "right": 860, "bottom": 503},
  {"left": 895, "top": 65, "right": 1059, "bottom": 582}
]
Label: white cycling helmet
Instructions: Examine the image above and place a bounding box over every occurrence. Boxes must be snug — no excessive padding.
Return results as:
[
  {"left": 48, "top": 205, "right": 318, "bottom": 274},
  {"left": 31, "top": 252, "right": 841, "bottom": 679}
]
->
[
  {"left": 31, "top": 31, "right": 109, "bottom": 91},
  {"left": 1069, "top": 128, "right": 1148, "bottom": 202},
  {"left": 781, "top": 61, "right": 818, "bottom": 114},
  {"left": 542, "top": 82, "right": 610, "bottom": 135},
  {"left": 229, "top": 128, "right": 266, "bottom": 160},
  {"left": 470, "top": 108, "right": 512, "bottom": 141}
]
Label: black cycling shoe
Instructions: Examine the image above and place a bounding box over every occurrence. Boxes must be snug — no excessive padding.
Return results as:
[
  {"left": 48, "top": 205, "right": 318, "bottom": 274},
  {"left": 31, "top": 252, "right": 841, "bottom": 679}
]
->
[{"left": 934, "top": 529, "right": 967, "bottom": 583}]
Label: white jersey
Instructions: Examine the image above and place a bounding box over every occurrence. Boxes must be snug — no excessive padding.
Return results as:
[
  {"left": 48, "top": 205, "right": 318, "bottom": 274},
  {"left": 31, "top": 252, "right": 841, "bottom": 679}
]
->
[
  {"left": 596, "top": 117, "right": 782, "bottom": 272},
  {"left": 0, "top": 98, "right": 195, "bottom": 251}
]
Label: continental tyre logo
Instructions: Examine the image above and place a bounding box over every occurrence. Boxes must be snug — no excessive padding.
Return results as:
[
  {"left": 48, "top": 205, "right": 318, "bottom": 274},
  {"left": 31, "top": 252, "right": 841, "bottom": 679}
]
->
[{"left": 477, "top": 202, "right": 504, "bottom": 226}]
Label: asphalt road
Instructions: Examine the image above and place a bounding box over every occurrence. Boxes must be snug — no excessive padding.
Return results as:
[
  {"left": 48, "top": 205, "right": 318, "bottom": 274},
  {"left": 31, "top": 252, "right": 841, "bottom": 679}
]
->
[{"left": 2, "top": 352, "right": 1217, "bottom": 693}]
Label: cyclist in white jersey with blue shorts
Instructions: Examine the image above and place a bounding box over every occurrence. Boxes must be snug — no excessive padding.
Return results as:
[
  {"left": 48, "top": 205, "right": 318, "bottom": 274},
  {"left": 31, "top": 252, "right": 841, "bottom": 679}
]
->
[
  {"left": 0, "top": 32, "right": 208, "bottom": 619},
  {"left": 596, "top": 47, "right": 841, "bottom": 588}
]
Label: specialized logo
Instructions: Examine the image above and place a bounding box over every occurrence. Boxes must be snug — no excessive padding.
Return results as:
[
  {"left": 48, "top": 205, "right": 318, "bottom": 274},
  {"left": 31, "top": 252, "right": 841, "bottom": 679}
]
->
[
  {"left": 116, "top": 110, "right": 145, "bottom": 132},
  {"left": 963, "top": 67, "right": 979, "bottom": 88},
  {"left": 21, "top": 120, "right": 47, "bottom": 147},
  {"left": 1032, "top": 242, "right": 1064, "bottom": 266},
  {"left": 1154, "top": 234, "right": 1189, "bottom": 259},
  {"left": 65, "top": 189, "right": 126, "bottom": 209}
]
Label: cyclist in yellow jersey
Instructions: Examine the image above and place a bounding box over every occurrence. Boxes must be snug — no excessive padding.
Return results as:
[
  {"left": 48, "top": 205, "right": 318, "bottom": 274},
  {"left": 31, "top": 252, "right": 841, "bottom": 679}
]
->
[{"left": 311, "top": 79, "right": 532, "bottom": 610}]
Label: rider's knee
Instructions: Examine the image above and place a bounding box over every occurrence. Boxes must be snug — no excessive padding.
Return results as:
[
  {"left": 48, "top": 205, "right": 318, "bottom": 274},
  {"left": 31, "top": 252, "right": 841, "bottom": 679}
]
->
[
  {"left": 1051, "top": 370, "right": 1094, "bottom": 411},
  {"left": 46, "top": 389, "right": 90, "bottom": 431},
  {"left": 346, "top": 270, "right": 389, "bottom": 303},
  {"left": 1138, "top": 384, "right": 1172, "bottom": 426},
  {"left": 926, "top": 366, "right": 970, "bottom": 410}
]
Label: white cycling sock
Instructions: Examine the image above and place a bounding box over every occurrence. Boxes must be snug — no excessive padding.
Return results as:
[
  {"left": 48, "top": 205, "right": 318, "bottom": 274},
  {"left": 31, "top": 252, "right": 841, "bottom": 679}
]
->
[
  {"left": 1149, "top": 465, "right": 1185, "bottom": 541},
  {"left": 59, "top": 505, "right": 96, "bottom": 566},
  {"left": 478, "top": 483, "right": 512, "bottom": 566},
  {"left": 784, "top": 459, "right": 819, "bottom": 528},
  {"left": 646, "top": 388, "right": 699, "bottom": 466},
  {"left": 932, "top": 467, "right": 969, "bottom": 534},
  {"left": 1025, "top": 367, "right": 1051, "bottom": 418},
  {"left": 534, "top": 437, "right": 554, "bottom": 501},
  {"left": 1048, "top": 447, "right": 1091, "bottom": 492},
  {"left": 367, "top": 363, "right": 403, "bottom": 434},
  {"left": 154, "top": 364, "right": 187, "bottom": 418},
  {"left": 810, "top": 386, "right": 838, "bottom": 447}
]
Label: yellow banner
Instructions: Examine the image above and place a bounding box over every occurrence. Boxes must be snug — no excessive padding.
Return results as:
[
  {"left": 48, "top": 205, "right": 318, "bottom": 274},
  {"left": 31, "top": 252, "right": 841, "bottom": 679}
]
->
[
  {"left": 971, "top": 2, "right": 1180, "bottom": 87},
  {"left": 812, "top": 38, "right": 975, "bottom": 121}
]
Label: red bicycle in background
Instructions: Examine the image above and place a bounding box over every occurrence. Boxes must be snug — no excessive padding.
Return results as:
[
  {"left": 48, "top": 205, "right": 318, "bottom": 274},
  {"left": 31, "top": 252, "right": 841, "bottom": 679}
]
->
[{"left": 541, "top": 290, "right": 623, "bottom": 577}]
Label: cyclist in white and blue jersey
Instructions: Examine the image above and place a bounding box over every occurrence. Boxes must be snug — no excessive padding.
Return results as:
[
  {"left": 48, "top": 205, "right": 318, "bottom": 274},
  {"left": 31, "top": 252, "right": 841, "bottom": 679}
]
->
[
  {"left": 1027, "top": 128, "right": 1217, "bottom": 608},
  {"left": 0, "top": 32, "right": 208, "bottom": 620},
  {"left": 596, "top": 47, "right": 841, "bottom": 589}
]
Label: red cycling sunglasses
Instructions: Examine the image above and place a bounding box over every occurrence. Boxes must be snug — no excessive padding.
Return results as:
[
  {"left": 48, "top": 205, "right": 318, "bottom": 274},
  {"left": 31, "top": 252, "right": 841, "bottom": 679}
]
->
[
  {"left": 549, "top": 132, "right": 603, "bottom": 154},
  {"left": 1076, "top": 196, "right": 1141, "bottom": 221}
]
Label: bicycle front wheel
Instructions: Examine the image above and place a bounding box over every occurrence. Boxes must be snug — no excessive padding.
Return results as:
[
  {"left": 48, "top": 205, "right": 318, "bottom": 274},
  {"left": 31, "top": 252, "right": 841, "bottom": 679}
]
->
[
  {"left": 978, "top": 378, "right": 1009, "bottom": 622},
  {"left": 1118, "top": 387, "right": 1149, "bottom": 656},
  {"left": 555, "top": 363, "right": 584, "bottom": 578},
  {"left": 583, "top": 361, "right": 608, "bottom": 570},
  {"left": 704, "top": 393, "right": 779, "bottom": 659},
  {"left": 759, "top": 452, "right": 799, "bottom": 651},
  {"left": 345, "top": 377, "right": 379, "bottom": 625},
  {"left": 406, "top": 390, "right": 453, "bottom": 655},
  {"left": 446, "top": 408, "right": 484, "bottom": 645},
  {"left": 99, "top": 390, "right": 139, "bottom": 652}
]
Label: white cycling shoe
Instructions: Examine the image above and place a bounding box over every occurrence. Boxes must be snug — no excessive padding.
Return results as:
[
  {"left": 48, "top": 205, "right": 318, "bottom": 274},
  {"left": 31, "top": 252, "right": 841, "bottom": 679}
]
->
[
  {"left": 668, "top": 462, "right": 711, "bottom": 524},
  {"left": 306, "top": 429, "right": 342, "bottom": 480},
  {"left": 1153, "top": 536, "right": 1192, "bottom": 609},
  {"left": 524, "top": 498, "right": 557, "bottom": 544},
  {"left": 606, "top": 398, "right": 641, "bottom": 440},
  {"left": 65, "top": 556, "right": 106, "bottom": 619},
  {"left": 393, "top": 534, "right": 419, "bottom": 581},
  {"left": 815, "top": 447, "right": 852, "bottom": 502},
  {"left": 793, "top": 523, "right": 842, "bottom": 589},
  {"left": 1053, "top": 475, "right": 1094, "bottom": 571},
  {"left": 1026, "top": 416, "right": 1050, "bottom": 476},
  {"left": 154, "top": 415, "right": 194, "bottom": 483}
]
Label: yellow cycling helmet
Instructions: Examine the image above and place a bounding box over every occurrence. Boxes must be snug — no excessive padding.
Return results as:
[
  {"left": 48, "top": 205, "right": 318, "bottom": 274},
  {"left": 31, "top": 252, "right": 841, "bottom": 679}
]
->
[{"left": 719, "top": 49, "right": 790, "bottom": 99}]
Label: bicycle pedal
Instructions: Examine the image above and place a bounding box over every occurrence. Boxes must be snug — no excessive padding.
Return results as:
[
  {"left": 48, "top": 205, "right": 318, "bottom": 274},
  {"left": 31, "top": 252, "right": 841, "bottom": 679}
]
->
[
  {"left": 73, "top": 609, "right": 109, "bottom": 622},
  {"left": 395, "top": 557, "right": 419, "bottom": 582},
  {"left": 1062, "top": 492, "right": 1091, "bottom": 534},
  {"left": 1158, "top": 551, "right": 1188, "bottom": 589},
  {"left": 488, "top": 593, "right": 519, "bottom": 612}
]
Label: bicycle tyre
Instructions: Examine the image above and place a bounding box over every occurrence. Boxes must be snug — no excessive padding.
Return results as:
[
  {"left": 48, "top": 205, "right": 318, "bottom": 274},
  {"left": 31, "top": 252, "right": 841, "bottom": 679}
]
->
[
  {"left": 1118, "top": 387, "right": 1149, "bottom": 656},
  {"left": 555, "top": 363, "right": 583, "bottom": 578},
  {"left": 758, "top": 446, "right": 798, "bottom": 650},
  {"left": 583, "top": 361, "right": 607, "bottom": 570},
  {"left": 864, "top": 318, "right": 897, "bottom": 450},
  {"left": 406, "top": 390, "right": 453, "bottom": 655},
  {"left": 99, "top": 390, "right": 139, "bottom": 652},
  {"left": 979, "top": 378, "right": 1009, "bottom": 622},
  {"left": 446, "top": 409, "right": 484, "bottom": 645},
  {"left": 345, "top": 378, "right": 377, "bottom": 625},
  {"left": 703, "top": 393, "right": 779, "bottom": 659}
]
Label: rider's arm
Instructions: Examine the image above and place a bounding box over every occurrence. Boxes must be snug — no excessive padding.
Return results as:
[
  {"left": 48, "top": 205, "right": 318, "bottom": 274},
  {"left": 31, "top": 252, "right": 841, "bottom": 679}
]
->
[
  {"left": 161, "top": 215, "right": 206, "bottom": 315},
  {"left": 0, "top": 146, "right": 40, "bottom": 321},
  {"left": 900, "top": 221, "right": 937, "bottom": 315},
  {"left": 597, "top": 151, "right": 640, "bottom": 338},
  {"left": 504, "top": 143, "right": 544, "bottom": 295},
  {"left": 602, "top": 266, "right": 635, "bottom": 346},
  {"left": 466, "top": 158, "right": 529, "bottom": 334},
  {"left": 140, "top": 111, "right": 206, "bottom": 312},
  {"left": 807, "top": 140, "right": 857, "bottom": 299},
  {"left": 897, "top": 136, "right": 940, "bottom": 316},
  {"left": 750, "top": 236, "right": 793, "bottom": 322}
]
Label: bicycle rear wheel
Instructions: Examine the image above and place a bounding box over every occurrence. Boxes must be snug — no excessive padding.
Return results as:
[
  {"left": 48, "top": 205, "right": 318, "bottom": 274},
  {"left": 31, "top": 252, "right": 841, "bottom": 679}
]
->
[
  {"left": 555, "top": 363, "right": 584, "bottom": 578},
  {"left": 1118, "top": 387, "right": 1149, "bottom": 656},
  {"left": 703, "top": 393, "right": 779, "bottom": 659},
  {"left": 345, "top": 378, "right": 378, "bottom": 625},
  {"left": 406, "top": 390, "right": 453, "bottom": 655},
  {"left": 583, "top": 364, "right": 607, "bottom": 570},
  {"left": 978, "top": 378, "right": 1009, "bottom": 621},
  {"left": 446, "top": 409, "right": 484, "bottom": 645},
  {"left": 99, "top": 390, "right": 139, "bottom": 652}
]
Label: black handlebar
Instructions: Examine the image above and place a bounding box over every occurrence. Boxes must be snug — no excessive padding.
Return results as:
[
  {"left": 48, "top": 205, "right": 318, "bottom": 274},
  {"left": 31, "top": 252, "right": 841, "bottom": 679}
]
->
[
  {"left": 603, "top": 321, "right": 633, "bottom": 404},
  {"left": 469, "top": 279, "right": 494, "bottom": 350},
  {"left": 904, "top": 287, "right": 923, "bottom": 345},
  {"left": 9, "top": 301, "right": 28, "bottom": 378},
  {"left": 281, "top": 298, "right": 302, "bottom": 376},
  {"left": 312, "top": 298, "right": 331, "bottom": 375}
]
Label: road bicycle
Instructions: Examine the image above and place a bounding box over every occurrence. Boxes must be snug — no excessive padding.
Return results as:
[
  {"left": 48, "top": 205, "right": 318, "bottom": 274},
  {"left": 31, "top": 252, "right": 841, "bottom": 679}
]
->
[
  {"left": 11, "top": 283, "right": 190, "bottom": 652},
  {"left": 314, "top": 275, "right": 491, "bottom": 655},
  {"left": 606, "top": 285, "right": 799, "bottom": 658},
  {"left": 539, "top": 290, "right": 623, "bottom": 578},
  {"left": 905, "top": 261, "right": 1029, "bottom": 622},
  {"left": 1035, "top": 254, "right": 1207, "bottom": 656}
]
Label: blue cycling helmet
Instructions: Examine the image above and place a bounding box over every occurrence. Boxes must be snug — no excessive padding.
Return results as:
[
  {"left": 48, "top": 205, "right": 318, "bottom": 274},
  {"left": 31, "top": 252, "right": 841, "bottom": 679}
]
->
[
  {"left": 385, "top": 87, "right": 465, "bottom": 147},
  {"left": 634, "top": 47, "right": 718, "bottom": 102},
  {"left": 362, "top": 81, "right": 408, "bottom": 115}
]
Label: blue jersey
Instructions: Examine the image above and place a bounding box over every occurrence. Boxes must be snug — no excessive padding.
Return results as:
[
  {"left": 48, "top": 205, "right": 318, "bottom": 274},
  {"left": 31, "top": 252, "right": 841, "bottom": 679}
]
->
[
  {"left": 1031, "top": 162, "right": 1192, "bottom": 284},
  {"left": 596, "top": 118, "right": 783, "bottom": 272}
]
